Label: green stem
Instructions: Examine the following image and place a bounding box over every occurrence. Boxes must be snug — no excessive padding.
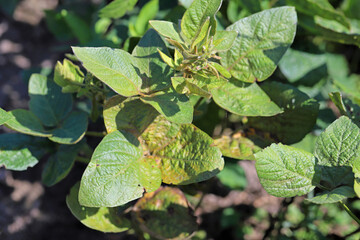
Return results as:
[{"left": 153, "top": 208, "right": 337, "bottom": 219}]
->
[
  {"left": 340, "top": 200, "right": 360, "bottom": 225},
  {"left": 86, "top": 131, "right": 106, "bottom": 137}
]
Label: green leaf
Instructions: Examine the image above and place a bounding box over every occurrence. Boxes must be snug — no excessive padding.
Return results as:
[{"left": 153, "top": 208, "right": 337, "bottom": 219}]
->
[
  {"left": 66, "top": 182, "right": 131, "bottom": 232},
  {"left": 307, "top": 186, "right": 355, "bottom": 204},
  {"left": 143, "top": 118, "right": 224, "bottom": 185},
  {"left": 49, "top": 111, "right": 88, "bottom": 144},
  {"left": 291, "top": 133, "right": 317, "bottom": 154},
  {"left": 255, "top": 143, "right": 318, "bottom": 197},
  {"left": 0, "top": 108, "right": 11, "bottom": 126},
  {"left": 211, "top": 79, "right": 283, "bottom": 117},
  {"left": 279, "top": 49, "right": 327, "bottom": 83},
  {"left": 133, "top": 0, "right": 158, "bottom": 36},
  {"left": 220, "top": 7, "right": 297, "bottom": 83},
  {"left": 133, "top": 187, "right": 197, "bottom": 239},
  {"left": 248, "top": 82, "right": 319, "bottom": 144},
  {"left": 72, "top": 47, "right": 141, "bottom": 97},
  {"left": 149, "top": 20, "right": 184, "bottom": 43},
  {"left": 213, "top": 30, "right": 237, "bottom": 52},
  {"left": 171, "top": 77, "right": 212, "bottom": 98},
  {"left": 214, "top": 133, "right": 261, "bottom": 160},
  {"left": 62, "top": 10, "right": 92, "bottom": 44},
  {"left": 29, "top": 74, "right": 73, "bottom": 127},
  {"left": 326, "top": 53, "right": 349, "bottom": 79},
  {"left": 42, "top": 142, "right": 85, "bottom": 186},
  {"left": 5, "top": 109, "right": 51, "bottom": 137},
  {"left": 342, "top": 0, "right": 360, "bottom": 20},
  {"left": 79, "top": 131, "right": 161, "bottom": 207},
  {"left": 191, "top": 17, "right": 211, "bottom": 48},
  {"left": 132, "top": 29, "right": 172, "bottom": 93},
  {"left": 0, "top": 134, "right": 48, "bottom": 171},
  {"left": 99, "top": 0, "right": 138, "bottom": 19},
  {"left": 329, "top": 92, "right": 348, "bottom": 116},
  {"left": 286, "top": 0, "right": 350, "bottom": 28},
  {"left": 181, "top": 0, "right": 222, "bottom": 41},
  {"left": 314, "top": 116, "right": 360, "bottom": 188},
  {"left": 141, "top": 88, "right": 193, "bottom": 124},
  {"left": 103, "top": 95, "right": 158, "bottom": 135},
  {"left": 217, "top": 162, "right": 247, "bottom": 190},
  {"left": 54, "top": 59, "right": 84, "bottom": 93}
]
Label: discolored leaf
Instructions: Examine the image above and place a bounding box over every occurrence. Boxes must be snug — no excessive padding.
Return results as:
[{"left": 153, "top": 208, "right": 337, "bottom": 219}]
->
[
  {"left": 54, "top": 59, "right": 84, "bottom": 93},
  {"left": 72, "top": 47, "right": 142, "bottom": 97},
  {"left": 29, "top": 74, "right": 73, "bottom": 127},
  {"left": 132, "top": 29, "right": 172, "bottom": 93},
  {"left": 248, "top": 82, "right": 319, "bottom": 144},
  {"left": 79, "top": 131, "right": 161, "bottom": 207},
  {"left": 66, "top": 182, "right": 131, "bottom": 232},
  {"left": 133, "top": 187, "right": 197, "bottom": 239},
  {"left": 103, "top": 95, "right": 158, "bottom": 135},
  {"left": 214, "top": 133, "right": 261, "bottom": 160},
  {"left": 255, "top": 143, "right": 319, "bottom": 197},
  {"left": 220, "top": 7, "right": 297, "bottom": 83},
  {"left": 141, "top": 88, "right": 193, "bottom": 124},
  {"left": 211, "top": 79, "right": 283, "bottom": 117}
]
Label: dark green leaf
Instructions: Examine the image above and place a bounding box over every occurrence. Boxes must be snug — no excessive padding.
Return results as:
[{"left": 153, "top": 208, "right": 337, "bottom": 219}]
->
[
  {"left": 217, "top": 162, "right": 247, "bottom": 190},
  {"left": 66, "top": 182, "right": 131, "bottom": 232},
  {"left": 62, "top": 10, "right": 92, "bottom": 44},
  {"left": 307, "top": 186, "right": 355, "bottom": 204},
  {"left": 133, "top": 0, "right": 158, "bottom": 36},
  {"left": 220, "top": 7, "right": 297, "bottom": 83},
  {"left": 248, "top": 82, "right": 319, "bottom": 144},
  {"left": 29, "top": 74, "right": 73, "bottom": 127}
]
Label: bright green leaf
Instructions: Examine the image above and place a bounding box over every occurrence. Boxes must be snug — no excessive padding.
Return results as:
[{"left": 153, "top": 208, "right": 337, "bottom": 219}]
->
[
  {"left": 211, "top": 79, "right": 283, "bottom": 117},
  {"left": 220, "top": 7, "right": 297, "bottom": 83},
  {"left": 181, "top": 0, "right": 221, "bottom": 41},
  {"left": 99, "top": 0, "right": 138, "bottom": 19},
  {"left": 79, "top": 130, "right": 161, "bottom": 207},
  {"left": 66, "top": 182, "right": 131, "bottom": 232},
  {"left": 213, "top": 30, "right": 237, "bottom": 52},
  {"left": 54, "top": 59, "right": 84, "bottom": 93},
  {"left": 255, "top": 143, "right": 318, "bottom": 197},
  {"left": 149, "top": 20, "right": 184, "bottom": 43},
  {"left": 72, "top": 47, "right": 141, "bottom": 97},
  {"left": 0, "top": 108, "right": 11, "bottom": 126}
]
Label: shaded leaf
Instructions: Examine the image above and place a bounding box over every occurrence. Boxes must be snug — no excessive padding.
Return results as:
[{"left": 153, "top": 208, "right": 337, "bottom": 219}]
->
[
  {"left": 103, "top": 96, "right": 158, "bottom": 135},
  {"left": 79, "top": 131, "right": 161, "bottom": 207},
  {"left": 62, "top": 10, "right": 92, "bottom": 44},
  {"left": 49, "top": 111, "right": 88, "bottom": 144},
  {"left": 133, "top": 187, "right": 197, "bottom": 239},
  {"left": 66, "top": 182, "right": 131, "bottom": 232},
  {"left": 72, "top": 47, "right": 141, "bottom": 97},
  {"left": 307, "top": 186, "right": 355, "bottom": 204},
  {"left": 255, "top": 143, "right": 318, "bottom": 197},
  {"left": 211, "top": 79, "right": 283, "bottom": 117},
  {"left": 220, "top": 7, "right": 297, "bottom": 83},
  {"left": 217, "top": 162, "right": 247, "bottom": 190},
  {"left": 248, "top": 82, "right": 319, "bottom": 144},
  {"left": 132, "top": 29, "right": 172, "bottom": 93},
  {"left": 0, "top": 134, "right": 49, "bottom": 171},
  {"left": 141, "top": 88, "right": 193, "bottom": 124},
  {"left": 133, "top": 0, "right": 158, "bottom": 36},
  {"left": 29, "top": 74, "right": 73, "bottom": 127}
]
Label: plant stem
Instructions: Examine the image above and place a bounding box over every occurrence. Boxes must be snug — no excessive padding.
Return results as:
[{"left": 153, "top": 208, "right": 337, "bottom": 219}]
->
[
  {"left": 339, "top": 200, "right": 360, "bottom": 225},
  {"left": 86, "top": 131, "right": 106, "bottom": 137}
]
